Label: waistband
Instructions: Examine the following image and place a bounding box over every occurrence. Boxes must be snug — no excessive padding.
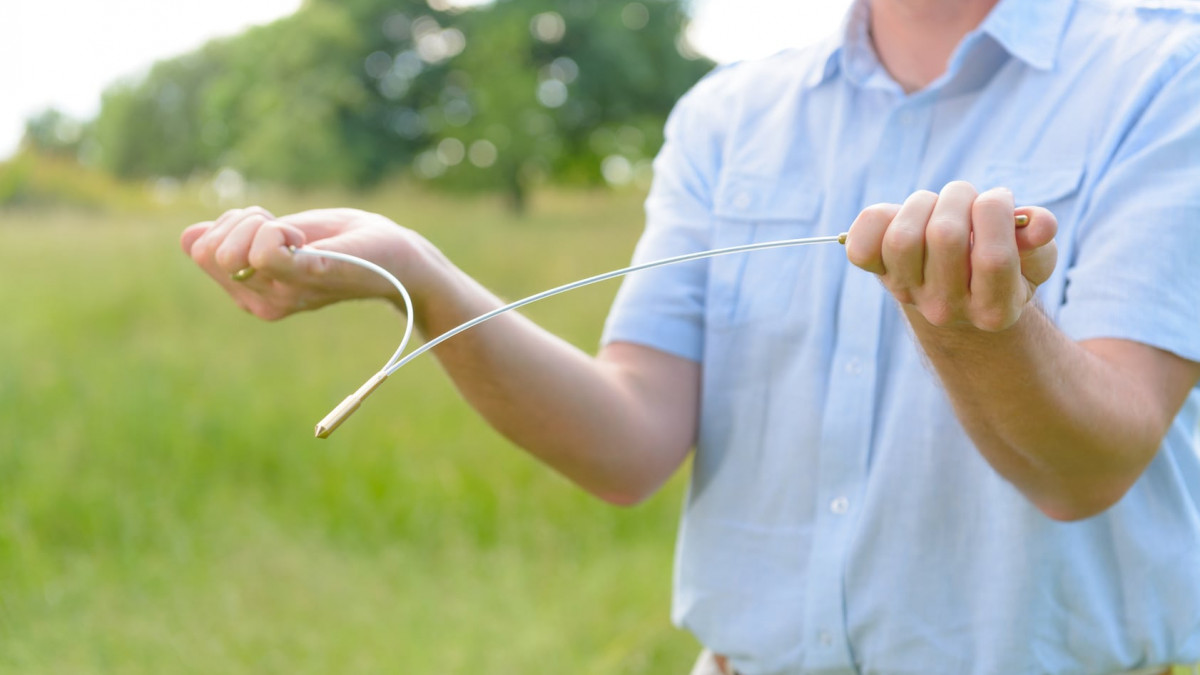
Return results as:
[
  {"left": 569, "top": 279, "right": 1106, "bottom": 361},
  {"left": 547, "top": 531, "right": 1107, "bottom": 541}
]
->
[{"left": 705, "top": 651, "right": 1176, "bottom": 675}]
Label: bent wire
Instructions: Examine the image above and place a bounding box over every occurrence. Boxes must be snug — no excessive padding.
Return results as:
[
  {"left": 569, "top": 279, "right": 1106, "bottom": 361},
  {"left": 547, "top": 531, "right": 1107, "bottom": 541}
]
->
[
  {"left": 296, "top": 211, "right": 1030, "bottom": 438},
  {"left": 297, "top": 232, "right": 848, "bottom": 438}
]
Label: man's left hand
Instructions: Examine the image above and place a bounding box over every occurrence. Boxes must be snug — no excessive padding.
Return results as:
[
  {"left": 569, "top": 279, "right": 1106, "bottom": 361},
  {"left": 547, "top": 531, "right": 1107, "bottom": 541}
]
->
[{"left": 845, "top": 181, "right": 1058, "bottom": 331}]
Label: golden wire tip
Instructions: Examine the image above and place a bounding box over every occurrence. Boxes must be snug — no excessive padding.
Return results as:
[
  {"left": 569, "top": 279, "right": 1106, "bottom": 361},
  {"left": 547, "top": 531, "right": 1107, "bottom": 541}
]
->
[
  {"left": 1015, "top": 214, "right": 1030, "bottom": 227},
  {"left": 314, "top": 372, "right": 389, "bottom": 439},
  {"left": 838, "top": 232, "right": 848, "bottom": 245}
]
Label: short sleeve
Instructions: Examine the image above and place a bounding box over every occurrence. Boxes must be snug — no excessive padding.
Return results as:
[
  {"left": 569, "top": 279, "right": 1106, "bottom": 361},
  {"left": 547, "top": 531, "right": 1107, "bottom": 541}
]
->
[
  {"left": 1057, "top": 45, "right": 1200, "bottom": 363},
  {"left": 600, "top": 71, "right": 730, "bottom": 362}
]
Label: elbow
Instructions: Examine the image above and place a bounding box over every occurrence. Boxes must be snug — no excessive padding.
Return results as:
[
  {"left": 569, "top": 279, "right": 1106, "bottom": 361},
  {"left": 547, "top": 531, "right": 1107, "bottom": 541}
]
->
[
  {"left": 1033, "top": 477, "right": 1139, "bottom": 522},
  {"left": 1026, "top": 438, "right": 1162, "bottom": 522},
  {"left": 591, "top": 472, "right": 674, "bottom": 508},
  {"left": 1038, "top": 501, "right": 1112, "bottom": 523},
  {"left": 594, "top": 486, "right": 658, "bottom": 508}
]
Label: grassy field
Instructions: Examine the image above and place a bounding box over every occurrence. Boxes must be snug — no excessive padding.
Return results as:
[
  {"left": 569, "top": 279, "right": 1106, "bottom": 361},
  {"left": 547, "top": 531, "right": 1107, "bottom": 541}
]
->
[{"left": 0, "top": 186, "right": 699, "bottom": 674}]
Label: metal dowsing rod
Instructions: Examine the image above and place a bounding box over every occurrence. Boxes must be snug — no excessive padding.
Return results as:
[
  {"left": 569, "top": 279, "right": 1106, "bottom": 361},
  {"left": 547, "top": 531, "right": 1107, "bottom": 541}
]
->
[{"left": 231, "top": 214, "right": 1029, "bottom": 439}]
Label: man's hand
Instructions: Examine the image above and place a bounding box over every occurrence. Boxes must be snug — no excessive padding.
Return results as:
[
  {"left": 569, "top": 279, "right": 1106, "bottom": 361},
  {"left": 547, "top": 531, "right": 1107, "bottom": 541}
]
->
[
  {"left": 181, "top": 207, "right": 440, "bottom": 321},
  {"left": 844, "top": 181, "right": 1058, "bottom": 331}
]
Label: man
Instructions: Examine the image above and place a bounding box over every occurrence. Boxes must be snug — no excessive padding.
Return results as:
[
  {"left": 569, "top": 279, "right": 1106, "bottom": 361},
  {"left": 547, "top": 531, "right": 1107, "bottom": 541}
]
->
[{"left": 183, "top": 0, "right": 1200, "bottom": 672}]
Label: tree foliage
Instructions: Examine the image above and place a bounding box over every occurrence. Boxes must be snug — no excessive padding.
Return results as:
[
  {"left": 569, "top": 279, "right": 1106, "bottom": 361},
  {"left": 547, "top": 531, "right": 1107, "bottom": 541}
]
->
[{"left": 80, "top": 0, "right": 711, "bottom": 206}]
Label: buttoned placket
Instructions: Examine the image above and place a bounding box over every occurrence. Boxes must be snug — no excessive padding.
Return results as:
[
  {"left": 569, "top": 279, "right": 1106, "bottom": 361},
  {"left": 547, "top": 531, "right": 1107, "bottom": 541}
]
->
[{"left": 800, "top": 92, "right": 934, "bottom": 675}]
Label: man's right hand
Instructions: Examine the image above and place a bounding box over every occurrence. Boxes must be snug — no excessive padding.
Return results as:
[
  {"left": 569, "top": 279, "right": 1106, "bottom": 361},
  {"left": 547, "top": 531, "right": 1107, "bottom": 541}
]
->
[
  {"left": 181, "top": 205, "right": 699, "bottom": 504},
  {"left": 181, "top": 206, "right": 441, "bottom": 321}
]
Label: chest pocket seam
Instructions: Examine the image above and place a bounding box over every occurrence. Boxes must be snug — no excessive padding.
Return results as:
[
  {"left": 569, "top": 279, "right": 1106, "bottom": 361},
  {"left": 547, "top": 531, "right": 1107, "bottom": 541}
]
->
[
  {"left": 710, "top": 170, "right": 825, "bottom": 327},
  {"left": 981, "top": 162, "right": 1084, "bottom": 205}
]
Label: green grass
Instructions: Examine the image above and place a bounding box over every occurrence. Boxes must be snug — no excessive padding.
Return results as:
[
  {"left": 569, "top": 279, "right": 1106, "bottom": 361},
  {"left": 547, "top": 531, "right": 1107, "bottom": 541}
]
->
[{"left": 0, "top": 187, "right": 699, "bottom": 674}]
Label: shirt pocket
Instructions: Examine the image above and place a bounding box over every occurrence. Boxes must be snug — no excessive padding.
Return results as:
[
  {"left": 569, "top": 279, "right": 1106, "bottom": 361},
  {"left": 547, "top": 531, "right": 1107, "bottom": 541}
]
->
[
  {"left": 709, "top": 170, "right": 825, "bottom": 327},
  {"left": 981, "top": 162, "right": 1084, "bottom": 209}
]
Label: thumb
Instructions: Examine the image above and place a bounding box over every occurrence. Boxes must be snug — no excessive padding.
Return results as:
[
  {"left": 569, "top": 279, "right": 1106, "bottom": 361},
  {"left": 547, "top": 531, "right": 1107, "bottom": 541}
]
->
[
  {"left": 1015, "top": 207, "right": 1058, "bottom": 287},
  {"left": 1014, "top": 206, "right": 1057, "bottom": 254}
]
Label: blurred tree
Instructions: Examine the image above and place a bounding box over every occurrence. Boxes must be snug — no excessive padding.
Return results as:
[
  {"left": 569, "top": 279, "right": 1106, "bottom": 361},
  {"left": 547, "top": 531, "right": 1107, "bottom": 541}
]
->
[
  {"left": 442, "top": 0, "right": 711, "bottom": 208},
  {"left": 21, "top": 108, "right": 85, "bottom": 158},
  {"left": 80, "top": 0, "right": 711, "bottom": 206}
]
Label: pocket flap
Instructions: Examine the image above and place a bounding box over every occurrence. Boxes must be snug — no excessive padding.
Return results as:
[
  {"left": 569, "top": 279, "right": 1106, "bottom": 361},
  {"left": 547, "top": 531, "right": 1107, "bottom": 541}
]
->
[
  {"left": 983, "top": 163, "right": 1084, "bottom": 205},
  {"left": 713, "top": 171, "right": 823, "bottom": 221}
]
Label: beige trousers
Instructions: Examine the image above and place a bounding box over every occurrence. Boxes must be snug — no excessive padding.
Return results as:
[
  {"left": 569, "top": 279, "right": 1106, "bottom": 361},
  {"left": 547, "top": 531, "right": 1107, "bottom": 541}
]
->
[{"left": 689, "top": 649, "right": 733, "bottom": 675}]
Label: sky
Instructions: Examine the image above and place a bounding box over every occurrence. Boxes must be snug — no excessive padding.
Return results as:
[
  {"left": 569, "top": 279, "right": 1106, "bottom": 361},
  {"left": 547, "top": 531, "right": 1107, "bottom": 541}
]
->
[{"left": 0, "top": 0, "right": 851, "bottom": 160}]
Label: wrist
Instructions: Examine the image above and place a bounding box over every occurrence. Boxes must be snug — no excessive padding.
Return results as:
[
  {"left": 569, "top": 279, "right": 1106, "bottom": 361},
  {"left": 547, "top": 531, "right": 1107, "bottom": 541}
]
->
[{"left": 903, "top": 302, "right": 1043, "bottom": 356}]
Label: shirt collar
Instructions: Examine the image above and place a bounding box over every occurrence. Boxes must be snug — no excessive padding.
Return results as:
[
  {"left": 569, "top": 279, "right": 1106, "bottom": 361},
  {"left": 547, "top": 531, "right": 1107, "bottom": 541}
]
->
[
  {"left": 978, "top": 0, "right": 1076, "bottom": 72},
  {"left": 811, "top": 0, "right": 1076, "bottom": 90}
]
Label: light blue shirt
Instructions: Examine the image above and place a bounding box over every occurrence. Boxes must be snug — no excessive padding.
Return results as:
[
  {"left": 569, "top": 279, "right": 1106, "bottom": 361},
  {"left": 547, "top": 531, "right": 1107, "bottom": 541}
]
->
[{"left": 602, "top": 0, "right": 1200, "bottom": 673}]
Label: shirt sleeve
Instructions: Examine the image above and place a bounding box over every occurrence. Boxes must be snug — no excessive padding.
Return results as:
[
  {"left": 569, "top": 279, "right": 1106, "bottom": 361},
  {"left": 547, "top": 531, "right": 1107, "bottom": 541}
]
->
[
  {"left": 600, "top": 70, "right": 731, "bottom": 362},
  {"left": 1057, "top": 45, "right": 1200, "bottom": 364}
]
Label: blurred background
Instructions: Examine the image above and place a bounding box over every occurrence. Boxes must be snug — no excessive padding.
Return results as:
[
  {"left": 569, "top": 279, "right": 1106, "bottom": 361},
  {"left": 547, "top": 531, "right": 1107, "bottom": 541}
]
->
[{"left": 0, "top": 1, "right": 847, "bottom": 672}]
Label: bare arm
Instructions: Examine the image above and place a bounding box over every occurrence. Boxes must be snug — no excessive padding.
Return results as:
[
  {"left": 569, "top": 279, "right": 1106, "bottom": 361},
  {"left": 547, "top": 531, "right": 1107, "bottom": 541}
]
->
[
  {"left": 906, "top": 308, "right": 1200, "bottom": 521},
  {"left": 182, "top": 207, "right": 699, "bottom": 505},
  {"left": 847, "top": 183, "right": 1200, "bottom": 521}
]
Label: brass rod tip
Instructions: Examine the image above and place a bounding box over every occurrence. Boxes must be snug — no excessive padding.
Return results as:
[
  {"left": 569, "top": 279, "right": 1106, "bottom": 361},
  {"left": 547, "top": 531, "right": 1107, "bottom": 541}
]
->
[
  {"left": 837, "top": 232, "right": 848, "bottom": 245},
  {"left": 231, "top": 267, "right": 256, "bottom": 282},
  {"left": 313, "top": 372, "right": 389, "bottom": 439},
  {"left": 1015, "top": 214, "right": 1030, "bottom": 227}
]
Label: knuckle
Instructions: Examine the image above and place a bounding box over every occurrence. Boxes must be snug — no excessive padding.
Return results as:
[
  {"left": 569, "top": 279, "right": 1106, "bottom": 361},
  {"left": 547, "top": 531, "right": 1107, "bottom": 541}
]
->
[
  {"left": 905, "top": 190, "right": 939, "bottom": 211},
  {"left": 925, "top": 217, "right": 966, "bottom": 249},
  {"left": 974, "top": 307, "right": 1015, "bottom": 332},
  {"left": 864, "top": 203, "right": 897, "bottom": 220},
  {"left": 941, "top": 180, "right": 978, "bottom": 198},
  {"left": 215, "top": 244, "right": 243, "bottom": 270},
  {"left": 247, "top": 248, "right": 274, "bottom": 271},
  {"left": 883, "top": 225, "right": 923, "bottom": 254},
  {"left": 191, "top": 237, "right": 218, "bottom": 263},
  {"left": 974, "top": 189, "right": 1012, "bottom": 211},
  {"left": 972, "top": 246, "right": 1016, "bottom": 275},
  {"left": 894, "top": 289, "right": 916, "bottom": 306},
  {"left": 922, "top": 300, "right": 956, "bottom": 328}
]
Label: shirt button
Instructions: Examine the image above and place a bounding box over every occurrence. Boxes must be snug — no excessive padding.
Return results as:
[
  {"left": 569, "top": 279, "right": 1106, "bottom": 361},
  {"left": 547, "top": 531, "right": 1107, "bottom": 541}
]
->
[
  {"left": 818, "top": 630, "right": 834, "bottom": 646},
  {"left": 731, "top": 192, "right": 752, "bottom": 210},
  {"left": 899, "top": 110, "right": 916, "bottom": 127},
  {"left": 845, "top": 358, "right": 863, "bottom": 375},
  {"left": 830, "top": 496, "right": 850, "bottom": 515}
]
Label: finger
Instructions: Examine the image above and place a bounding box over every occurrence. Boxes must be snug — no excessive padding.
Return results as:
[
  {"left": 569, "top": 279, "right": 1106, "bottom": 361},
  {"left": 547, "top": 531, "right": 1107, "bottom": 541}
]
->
[
  {"left": 1013, "top": 206, "right": 1058, "bottom": 254},
  {"left": 845, "top": 203, "right": 902, "bottom": 274},
  {"left": 193, "top": 206, "right": 275, "bottom": 261},
  {"left": 248, "top": 221, "right": 308, "bottom": 278},
  {"left": 881, "top": 190, "right": 939, "bottom": 293},
  {"left": 923, "top": 181, "right": 976, "bottom": 323},
  {"left": 181, "top": 222, "right": 212, "bottom": 256},
  {"left": 215, "top": 214, "right": 272, "bottom": 275},
  {"left": 969, "top": 187, "right": 1021, "bottom": 328},
  {"left": 1020, "top": 239, "right": 1058, "bottom": 288}
]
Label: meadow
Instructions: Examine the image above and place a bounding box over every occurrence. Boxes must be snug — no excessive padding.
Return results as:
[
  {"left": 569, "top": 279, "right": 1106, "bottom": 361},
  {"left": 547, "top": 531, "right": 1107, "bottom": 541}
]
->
[{"left": 0, "top": 186, "right": 699, "bottom": 674}]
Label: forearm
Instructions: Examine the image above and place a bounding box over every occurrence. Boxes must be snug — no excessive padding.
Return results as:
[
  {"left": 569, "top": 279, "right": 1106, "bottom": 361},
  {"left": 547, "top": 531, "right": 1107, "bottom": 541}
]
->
[
  {"left": 906, "top": 305, "right": 1166, "bottom": 520},
  {"left": 183, "top": 207, "right": 694, "bottom": 503},
  {"left": 391, "top": 245, "right": 693, "bottom": 505}
]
